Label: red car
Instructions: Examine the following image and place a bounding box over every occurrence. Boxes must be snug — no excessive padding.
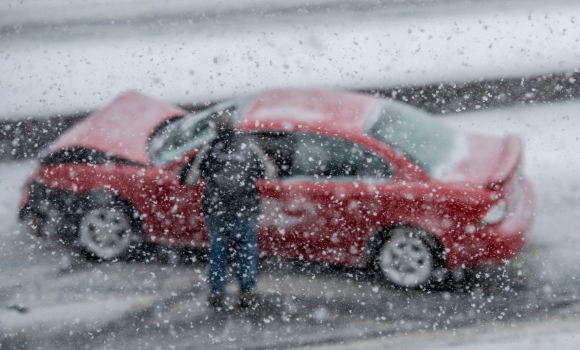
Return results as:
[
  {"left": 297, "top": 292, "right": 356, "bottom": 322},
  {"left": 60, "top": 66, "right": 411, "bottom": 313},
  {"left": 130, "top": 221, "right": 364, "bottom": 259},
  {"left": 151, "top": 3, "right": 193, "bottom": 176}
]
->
[{"left": 19, "top": 89, "right": 534, "bottom": 288}]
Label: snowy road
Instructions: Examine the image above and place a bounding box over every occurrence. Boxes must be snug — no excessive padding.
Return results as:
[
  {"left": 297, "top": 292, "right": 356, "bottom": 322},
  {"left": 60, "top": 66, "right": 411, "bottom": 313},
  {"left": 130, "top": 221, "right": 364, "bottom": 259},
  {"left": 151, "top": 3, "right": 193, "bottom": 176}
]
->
[{"left": 1, "top": 100, "right": 580, "bottom": 349}]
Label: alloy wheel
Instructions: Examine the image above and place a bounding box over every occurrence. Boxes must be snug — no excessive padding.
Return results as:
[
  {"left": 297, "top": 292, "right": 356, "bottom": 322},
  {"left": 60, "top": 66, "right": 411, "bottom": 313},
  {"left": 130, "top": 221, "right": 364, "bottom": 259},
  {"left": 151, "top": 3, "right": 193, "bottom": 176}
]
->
[
  {"left": 379, "top": 227, "right": 434, "bottom": 288},
  {"left": 78, "top": 207, "right": 135, "bottom": 260}
]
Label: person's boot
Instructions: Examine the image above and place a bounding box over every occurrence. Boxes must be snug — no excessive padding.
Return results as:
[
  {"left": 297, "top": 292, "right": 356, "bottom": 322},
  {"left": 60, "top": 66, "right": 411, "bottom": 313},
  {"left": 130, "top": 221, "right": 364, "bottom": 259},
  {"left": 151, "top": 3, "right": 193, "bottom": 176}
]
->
[
  {"left": 208, "top": 294, "right": 225, "bottom": 311},
  {"left": 238, "top": 290, "right": 257, "bottom": 309}
]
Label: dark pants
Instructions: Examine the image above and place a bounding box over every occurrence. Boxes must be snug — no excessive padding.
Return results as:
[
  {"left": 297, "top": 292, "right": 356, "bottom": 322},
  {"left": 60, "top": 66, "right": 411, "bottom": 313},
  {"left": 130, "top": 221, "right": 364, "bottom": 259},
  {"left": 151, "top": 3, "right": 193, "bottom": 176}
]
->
[{"left": 206, "top": 216, "right": 258, "bottom": 296}]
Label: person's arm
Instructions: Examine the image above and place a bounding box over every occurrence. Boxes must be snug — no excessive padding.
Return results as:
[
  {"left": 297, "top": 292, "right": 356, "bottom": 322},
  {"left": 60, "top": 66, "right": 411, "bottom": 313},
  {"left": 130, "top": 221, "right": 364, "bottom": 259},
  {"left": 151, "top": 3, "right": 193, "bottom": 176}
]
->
[
  {"left": 184, "top": 144, "right": 211, "bottom": 185},
  {"left": 249, "top": 142, "right": 277, "bottom": 179}
]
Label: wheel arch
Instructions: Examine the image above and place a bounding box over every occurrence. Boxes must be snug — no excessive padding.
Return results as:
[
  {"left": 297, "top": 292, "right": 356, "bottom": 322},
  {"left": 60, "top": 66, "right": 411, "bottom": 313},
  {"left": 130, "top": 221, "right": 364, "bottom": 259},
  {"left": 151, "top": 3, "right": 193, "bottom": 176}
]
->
[{"left": 75, "top": 189, "right": 146, "bottom": 260}]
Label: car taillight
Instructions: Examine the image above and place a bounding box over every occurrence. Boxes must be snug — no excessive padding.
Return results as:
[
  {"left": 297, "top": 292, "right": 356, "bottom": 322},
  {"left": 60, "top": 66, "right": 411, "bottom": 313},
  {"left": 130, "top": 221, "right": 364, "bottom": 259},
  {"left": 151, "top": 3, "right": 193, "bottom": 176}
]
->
[{"left": 481, "top": 199, "right": 507, "bottom": 225}]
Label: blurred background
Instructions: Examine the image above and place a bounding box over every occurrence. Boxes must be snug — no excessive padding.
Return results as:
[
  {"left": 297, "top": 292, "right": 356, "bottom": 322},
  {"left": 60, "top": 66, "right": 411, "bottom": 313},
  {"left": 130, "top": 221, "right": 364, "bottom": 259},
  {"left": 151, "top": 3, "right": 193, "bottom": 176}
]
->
[{"left": 1, "top": 0, "right": 580, "bottom": 349}]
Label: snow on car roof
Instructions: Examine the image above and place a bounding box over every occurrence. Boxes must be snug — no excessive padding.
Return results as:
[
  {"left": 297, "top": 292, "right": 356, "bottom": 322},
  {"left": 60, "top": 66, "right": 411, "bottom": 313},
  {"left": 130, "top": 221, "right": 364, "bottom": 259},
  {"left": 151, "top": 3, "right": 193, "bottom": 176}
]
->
[{"left": 240, "top": 89, "right": 379, "bottom": 135}]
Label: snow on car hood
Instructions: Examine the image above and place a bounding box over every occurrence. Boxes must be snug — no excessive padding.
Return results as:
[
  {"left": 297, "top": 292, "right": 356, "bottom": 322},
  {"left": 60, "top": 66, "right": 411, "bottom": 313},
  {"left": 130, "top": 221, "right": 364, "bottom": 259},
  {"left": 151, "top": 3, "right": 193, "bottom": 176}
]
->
[
  {"left": 441, "top": 133, "right": 522, "bottom": 186},
  {"left": 50, "top": 91, "right": 187, "bottom": 165}
]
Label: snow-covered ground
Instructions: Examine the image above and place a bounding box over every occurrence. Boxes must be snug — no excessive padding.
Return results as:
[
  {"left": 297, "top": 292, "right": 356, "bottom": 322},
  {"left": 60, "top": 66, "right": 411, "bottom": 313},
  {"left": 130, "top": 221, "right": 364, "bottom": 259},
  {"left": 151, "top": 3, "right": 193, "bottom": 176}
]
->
[
  {"left": 306, "top": 314, "right": 580, "bottom": 350},
  {"left": 1, "top": 0, "right": 579, "bottom": 119},
  {"left": 0, "top": 160, "right": 34, "bottom": 225}
]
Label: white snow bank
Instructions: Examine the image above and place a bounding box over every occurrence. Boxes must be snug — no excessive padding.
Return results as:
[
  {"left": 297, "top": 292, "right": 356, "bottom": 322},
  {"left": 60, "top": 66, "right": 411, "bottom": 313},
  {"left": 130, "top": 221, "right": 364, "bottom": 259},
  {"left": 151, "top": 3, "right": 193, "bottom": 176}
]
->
[
  {"left": 1, "top": 0, "right": 579, "bottom": 119},
  {"left": 0, "top": 295, "right": 156, "bottom": 332},
  {"left": 1, "top": 0, "right": 374, "bottom": 27},
  {"left": 304, "top": 315, "right": 580, "bottom": 350},
  {"left": 0, "top": 161, "right": 36, "bottom": 226}
]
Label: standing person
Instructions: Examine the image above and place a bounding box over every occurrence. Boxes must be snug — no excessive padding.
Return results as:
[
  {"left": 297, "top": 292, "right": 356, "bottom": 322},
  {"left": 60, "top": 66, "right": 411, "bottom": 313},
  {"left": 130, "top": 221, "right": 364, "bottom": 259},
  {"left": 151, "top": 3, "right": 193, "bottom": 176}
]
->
[{"left": 185, "top": 110, "right": 274, "bottom": 310}]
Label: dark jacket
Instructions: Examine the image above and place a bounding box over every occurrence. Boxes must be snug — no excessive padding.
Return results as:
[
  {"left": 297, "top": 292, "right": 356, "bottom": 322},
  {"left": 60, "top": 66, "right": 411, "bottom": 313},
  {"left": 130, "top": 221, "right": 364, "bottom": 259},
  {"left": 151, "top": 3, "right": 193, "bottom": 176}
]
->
[{"left": 197, "top": 131, "right": 266, "bottom": 218}]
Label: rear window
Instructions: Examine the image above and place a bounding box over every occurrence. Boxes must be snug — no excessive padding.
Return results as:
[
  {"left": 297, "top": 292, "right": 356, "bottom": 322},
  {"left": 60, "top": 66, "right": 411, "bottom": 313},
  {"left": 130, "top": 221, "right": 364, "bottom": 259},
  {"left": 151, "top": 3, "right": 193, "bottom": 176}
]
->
[{"left": 364, "top": 100, "right": 465, "bottom": 178}]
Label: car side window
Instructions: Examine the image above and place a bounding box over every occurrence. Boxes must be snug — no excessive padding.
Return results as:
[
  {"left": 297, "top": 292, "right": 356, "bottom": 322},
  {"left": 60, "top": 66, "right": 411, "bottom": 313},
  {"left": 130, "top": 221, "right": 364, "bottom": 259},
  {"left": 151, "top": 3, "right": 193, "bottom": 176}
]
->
[
  {"left": 252, "top": 132, "right": 394, "bottom": 181},
  {"left": 293, "top": 133, "right": 394, "bottom": 181},
  {"left": 253, "top": 132, "right": 296, "bottom": 178}
]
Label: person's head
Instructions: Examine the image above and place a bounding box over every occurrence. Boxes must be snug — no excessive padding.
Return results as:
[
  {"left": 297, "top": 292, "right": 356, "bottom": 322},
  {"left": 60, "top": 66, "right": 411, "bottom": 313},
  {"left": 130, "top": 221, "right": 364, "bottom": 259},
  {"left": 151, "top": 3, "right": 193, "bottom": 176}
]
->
[{"left": 212, "top": 110, "right": 236, "bottom": 136}]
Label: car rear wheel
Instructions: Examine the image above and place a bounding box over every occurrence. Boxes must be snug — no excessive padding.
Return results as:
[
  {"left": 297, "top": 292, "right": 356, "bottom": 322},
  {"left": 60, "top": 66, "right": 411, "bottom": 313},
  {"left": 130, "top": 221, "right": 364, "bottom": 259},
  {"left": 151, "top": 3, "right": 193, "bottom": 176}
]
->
[
  {"left": 77, "top": 193, "right": 142, "bottom": 260},
  {"left": 374, "top": 226, "right": 440, "bottom": 289}
]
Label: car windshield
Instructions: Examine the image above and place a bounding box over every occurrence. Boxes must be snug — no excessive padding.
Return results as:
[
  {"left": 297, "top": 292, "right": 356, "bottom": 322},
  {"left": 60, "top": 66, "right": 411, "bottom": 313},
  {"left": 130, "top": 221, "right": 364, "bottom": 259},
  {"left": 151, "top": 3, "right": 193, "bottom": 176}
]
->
[
  {"left": 148, "top": 96, "right": 253, "bottom": 165},
  {"left": 364, "top": 100, "right": 465, "bottom": 178}
]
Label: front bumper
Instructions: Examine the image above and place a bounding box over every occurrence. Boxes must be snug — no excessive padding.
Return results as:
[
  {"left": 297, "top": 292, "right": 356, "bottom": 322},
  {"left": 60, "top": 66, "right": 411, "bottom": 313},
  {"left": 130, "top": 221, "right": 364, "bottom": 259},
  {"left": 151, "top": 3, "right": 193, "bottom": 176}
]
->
[{"left": 19, "top": 181, "right": 82, "bottom": 239}]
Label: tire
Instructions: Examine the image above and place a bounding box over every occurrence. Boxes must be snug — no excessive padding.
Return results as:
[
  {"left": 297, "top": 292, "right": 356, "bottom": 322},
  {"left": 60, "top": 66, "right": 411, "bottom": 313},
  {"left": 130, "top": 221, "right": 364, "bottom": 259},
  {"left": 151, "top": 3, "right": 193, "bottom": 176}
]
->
[
  {"left": 372, "top": 226, "right": 444, "bottom": 289},
  {"left": 77, "top": 192, "right": 143, "bottom": 261}
]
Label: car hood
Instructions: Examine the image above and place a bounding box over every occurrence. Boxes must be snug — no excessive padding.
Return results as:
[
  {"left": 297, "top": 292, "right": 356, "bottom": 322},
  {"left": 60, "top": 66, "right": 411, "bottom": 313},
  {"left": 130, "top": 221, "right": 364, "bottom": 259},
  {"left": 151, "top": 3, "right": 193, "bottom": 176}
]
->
[
  {"left": 50, "top": 91, "right": 187, "bottom": 165},
  {"left": 441, "top": 133, "right": 523, "bottom": 187}
]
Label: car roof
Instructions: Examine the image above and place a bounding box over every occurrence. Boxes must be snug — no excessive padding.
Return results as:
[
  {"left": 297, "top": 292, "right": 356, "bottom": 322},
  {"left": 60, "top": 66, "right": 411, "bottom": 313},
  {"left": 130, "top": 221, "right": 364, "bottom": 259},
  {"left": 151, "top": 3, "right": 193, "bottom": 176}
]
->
[{"left": 239, "top": 89, "right": 379, "bottom": 136}]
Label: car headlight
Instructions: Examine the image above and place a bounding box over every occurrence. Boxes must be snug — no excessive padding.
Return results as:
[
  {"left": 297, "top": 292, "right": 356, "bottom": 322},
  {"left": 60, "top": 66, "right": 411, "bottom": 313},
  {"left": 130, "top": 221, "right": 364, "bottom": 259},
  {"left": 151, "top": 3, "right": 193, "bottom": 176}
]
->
[{"left": 481, "top": 199, "right": 508, "bottom": 225}]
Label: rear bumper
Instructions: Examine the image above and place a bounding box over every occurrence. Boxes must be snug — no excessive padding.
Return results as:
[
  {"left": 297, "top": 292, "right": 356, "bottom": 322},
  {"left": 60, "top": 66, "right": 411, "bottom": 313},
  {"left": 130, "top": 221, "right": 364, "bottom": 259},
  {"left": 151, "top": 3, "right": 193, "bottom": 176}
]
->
[{"left": 451, "top": 179, "right": 535, "bottom": 269}]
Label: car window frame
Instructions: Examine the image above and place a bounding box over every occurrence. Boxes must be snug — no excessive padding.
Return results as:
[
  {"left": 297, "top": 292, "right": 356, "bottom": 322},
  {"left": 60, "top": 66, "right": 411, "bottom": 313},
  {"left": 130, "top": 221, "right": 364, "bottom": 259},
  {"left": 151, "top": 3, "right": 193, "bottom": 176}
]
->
[
  {"left": 250, "top": 131, "right": 396, "bottom": 184},
  {"left": 149, "top": 95, "right": 256, "bottom": 166}
]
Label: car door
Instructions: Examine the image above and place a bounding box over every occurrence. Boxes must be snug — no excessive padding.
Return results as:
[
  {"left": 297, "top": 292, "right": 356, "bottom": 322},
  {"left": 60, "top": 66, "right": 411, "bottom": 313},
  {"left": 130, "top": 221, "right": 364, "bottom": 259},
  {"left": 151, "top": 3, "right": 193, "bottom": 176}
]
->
[
  {"left": 256, "top": 132, "right": 396, "bottom": 263},
  {"left": 291, "top": 133, "right": 397, "bottom": 262},
  {"left": 139, "top": 165, "right": 208, "bottom": 248},
  {"left": 253, "top": 132, "right": 308, "bottom": 259},
  {"left": 145, "top": 109, "right": 218, "bottom": 248}
]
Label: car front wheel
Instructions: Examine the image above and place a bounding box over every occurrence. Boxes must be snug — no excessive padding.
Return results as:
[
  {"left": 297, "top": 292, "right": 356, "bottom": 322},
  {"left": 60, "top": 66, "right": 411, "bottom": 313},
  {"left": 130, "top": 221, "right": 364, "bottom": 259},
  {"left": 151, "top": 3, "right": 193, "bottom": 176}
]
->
[
  {"left": 77, "top": 194, "right": 142, "bottom": 260},
  {"left": 375, "top": 226, "right": 440, "bottom": 289}
]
